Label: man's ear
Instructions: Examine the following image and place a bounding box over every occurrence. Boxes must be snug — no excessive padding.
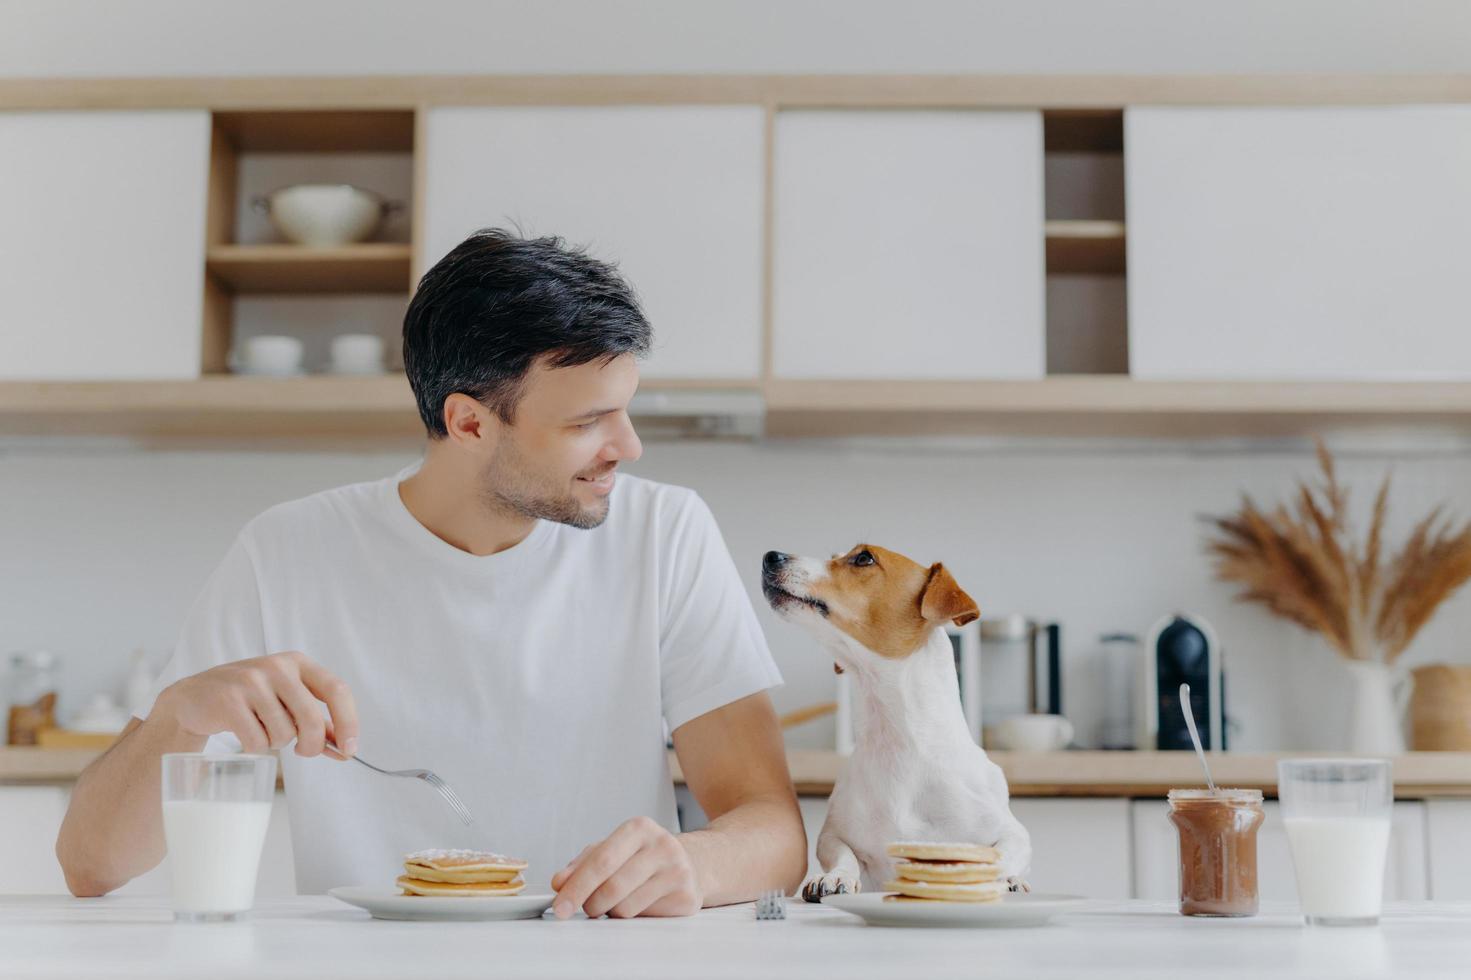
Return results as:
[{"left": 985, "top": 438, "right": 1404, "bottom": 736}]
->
[{"left": 920, "top": 563, "right": 979, "bottom": 626}]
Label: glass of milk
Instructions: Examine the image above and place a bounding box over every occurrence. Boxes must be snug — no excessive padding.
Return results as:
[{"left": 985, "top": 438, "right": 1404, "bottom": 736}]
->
[
  {"left": 161, "top": 753, "right": 277, "bottom": 922},
  {"left": 1278, "top": 759, "right": 1392, "bottom": 927}
]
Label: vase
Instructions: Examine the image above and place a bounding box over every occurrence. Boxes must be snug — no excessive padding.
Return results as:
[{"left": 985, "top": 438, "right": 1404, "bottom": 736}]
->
[{"left": 1344, "top": 659, "right": 1409, "bottom": 755}]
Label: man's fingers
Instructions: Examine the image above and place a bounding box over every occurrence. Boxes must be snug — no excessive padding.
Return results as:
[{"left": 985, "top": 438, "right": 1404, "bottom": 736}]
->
[
  {"left": 552, "top": 822, "right": 651, "bottom": 919},
  {"left": 248, "top": 692, "right": 297, "bottom": 750},
  {"left": 607, "top": 869, "right": 686, "bottom": 919},
  {"left": 230, "top": 711, "right": 272, "bottom": 754},
  {"left": 551, "top": 846, "right": 592, "bottom": 891},
  {"left": 583, "top": 847, "right": 663, "bottom": 919},
  {"left": 294, "top": 658, "right": 360, "bottom": 755},
  {"left": 277, "top": 681, "right": 328, "bottom": 757}
]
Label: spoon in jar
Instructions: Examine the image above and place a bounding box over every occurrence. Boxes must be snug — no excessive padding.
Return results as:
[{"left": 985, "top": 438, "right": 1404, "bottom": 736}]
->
[{"left": 1179, "top": 682, "right": 1218, "bottom": 794}]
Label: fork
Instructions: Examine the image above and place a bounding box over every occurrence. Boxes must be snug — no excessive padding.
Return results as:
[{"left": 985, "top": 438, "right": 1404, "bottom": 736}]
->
[
  {"left": 755, "top": 889, "right": 786, "bottom": 920},
  {"left": 326, "top": 739, "right": 476, "bottom": 826}
]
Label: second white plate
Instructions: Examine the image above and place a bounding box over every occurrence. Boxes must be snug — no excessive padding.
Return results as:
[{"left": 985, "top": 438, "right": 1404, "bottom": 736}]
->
[
  {"left": 328, "top": 885, "right": 554, "bottom": 921},
  {"left": 822, "top": 892, "right": 1087, "bottom": 928}
]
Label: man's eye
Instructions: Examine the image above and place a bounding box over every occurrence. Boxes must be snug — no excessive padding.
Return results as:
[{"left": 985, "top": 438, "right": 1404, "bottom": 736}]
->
[
  {"left": 850, "top": 550, "right": 875, "bottom": 567},
  {"left": 574, "top": 419, "right": 598, "bottom": 431}
]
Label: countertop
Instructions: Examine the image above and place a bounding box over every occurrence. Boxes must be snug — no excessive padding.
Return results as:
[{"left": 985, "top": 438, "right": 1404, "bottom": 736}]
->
[
  {"left": 1, "top": 894, "right": 1468, "bottom": 979},
  {"left": 9, "top": 747, "right": 1471, "bottom": 798}
]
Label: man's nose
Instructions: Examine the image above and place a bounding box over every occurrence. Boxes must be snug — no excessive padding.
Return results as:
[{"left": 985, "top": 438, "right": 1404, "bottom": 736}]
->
[{"left": 763, "top": 551, "right": 790, "bottom": 573}]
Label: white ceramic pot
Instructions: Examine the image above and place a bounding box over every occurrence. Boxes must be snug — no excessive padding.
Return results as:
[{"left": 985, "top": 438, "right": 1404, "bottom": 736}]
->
[
  {"left": 252, "top": 184, "right": 400, "bottom": 247},
  {"left": 1344, "top": 660, "right": 1409, "bottom": 755}
]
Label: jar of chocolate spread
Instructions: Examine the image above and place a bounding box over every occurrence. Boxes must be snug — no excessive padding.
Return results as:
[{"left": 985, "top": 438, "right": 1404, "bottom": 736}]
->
[{"left": 1167, "top": 788, "right": 1265, "bottom": 917}]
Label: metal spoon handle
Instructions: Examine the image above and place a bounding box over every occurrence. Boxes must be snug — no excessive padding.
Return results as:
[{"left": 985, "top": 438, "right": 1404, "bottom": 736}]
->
[{"left": 1179, "top": 682, "right": 1218, "bottom": 793}]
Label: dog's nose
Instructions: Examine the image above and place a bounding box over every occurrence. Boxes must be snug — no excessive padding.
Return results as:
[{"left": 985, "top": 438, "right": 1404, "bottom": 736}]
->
[{"left": 763, "top": 551, "right": 789, "bottom": 573}]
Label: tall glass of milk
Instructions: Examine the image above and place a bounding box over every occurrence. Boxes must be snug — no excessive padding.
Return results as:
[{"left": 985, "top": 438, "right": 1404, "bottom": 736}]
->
[
  {"left": 1278, "top": 758, "right": 1392, "bottom": 927},
  {"left": 161, "top": 753, "right": 277, "bottom": 922}
]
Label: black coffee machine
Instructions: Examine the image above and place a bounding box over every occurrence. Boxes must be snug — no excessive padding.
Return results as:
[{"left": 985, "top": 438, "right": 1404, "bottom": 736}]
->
[{"left": 1140, "top": 613, "right": 1226, "bottom": 751}]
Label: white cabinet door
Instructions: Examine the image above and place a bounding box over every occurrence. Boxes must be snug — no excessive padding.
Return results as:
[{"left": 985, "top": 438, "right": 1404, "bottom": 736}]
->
[
  {"left": 0, "top": 786, "right": 70, "bottom": 893},
  {"left": 1133, "top": 799, "right": 1427, "bottom": 903},
  {"left": 1009, "top": 798, "right": 1132, "bottom": 899},
  {"left": 421, "top": 107, "right": 765, "bottom": 381},
  {"left": 0, "top": 110, "right": 210, "bottom": 380},
  {"left": 1426, "top": 800, "right": 1471, "bottom": 900},
  {"left": 772, "top": 110, "right": 1045, "bottom": 380},
  {"left": 1127, "top": 106, "right": 1471, "bottom": 380}
]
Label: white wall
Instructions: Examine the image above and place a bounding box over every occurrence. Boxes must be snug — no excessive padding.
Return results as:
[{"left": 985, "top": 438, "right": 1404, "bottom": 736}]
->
[
  {"left": 5, "top": 439, "right": 1471, "bottom": 752},
  {"left": 5, "top": 0, "right": 1471, "bottom": 76}
]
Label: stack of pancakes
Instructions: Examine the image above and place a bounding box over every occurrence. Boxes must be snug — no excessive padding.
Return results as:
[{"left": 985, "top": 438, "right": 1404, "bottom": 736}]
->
[
  {"left": 396, "top": 848, "right": 528, "bottom": 897},
  {"left": 882, "top": 841, "right": 1005, "bottom": 903}
]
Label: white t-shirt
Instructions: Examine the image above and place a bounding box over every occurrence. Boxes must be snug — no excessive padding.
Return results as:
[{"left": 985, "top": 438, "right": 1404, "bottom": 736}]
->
[{"left": 139, "top": 465, "right": 782, "bottom": 893}]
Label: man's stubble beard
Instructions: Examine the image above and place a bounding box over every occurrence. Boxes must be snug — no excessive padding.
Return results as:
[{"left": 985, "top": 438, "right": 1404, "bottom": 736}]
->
[{"left": 478, "top": 436, "right": 610, "bottom": 531}]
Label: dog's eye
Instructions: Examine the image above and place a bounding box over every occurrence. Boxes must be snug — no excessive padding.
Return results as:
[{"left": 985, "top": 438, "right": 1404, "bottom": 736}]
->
[{"left": 850, "top": 550, "right": 876, "bottom": 567}]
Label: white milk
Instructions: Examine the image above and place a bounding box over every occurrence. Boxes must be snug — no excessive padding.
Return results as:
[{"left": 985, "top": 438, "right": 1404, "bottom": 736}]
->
[
  {"left": 162, "top": 800, "right": 272, "bottom": 915},
  {"left": 1283, "top": 816, "right": 1391, "bottom": 921}
]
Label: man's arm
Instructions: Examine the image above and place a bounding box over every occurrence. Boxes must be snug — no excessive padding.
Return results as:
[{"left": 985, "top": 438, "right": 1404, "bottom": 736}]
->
[
  {"left": 550, "top": 691, "right": 806, "bottom": 917},
  {"left": 55, "top": 652, "right": 358, "bottom": 897}
]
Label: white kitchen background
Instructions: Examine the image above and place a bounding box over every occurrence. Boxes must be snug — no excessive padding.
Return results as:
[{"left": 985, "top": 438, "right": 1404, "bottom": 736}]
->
[
  {"left": 6, "top": 440, "right": 1471, "bottom": 754},
  {"left": 6, "top": 0, "right": 1471, "bottom": 754}
]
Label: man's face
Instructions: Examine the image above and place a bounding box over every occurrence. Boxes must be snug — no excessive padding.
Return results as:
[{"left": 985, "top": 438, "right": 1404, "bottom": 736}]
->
[{"left": 478, "top": 353, "right": 643, "bottom": 529}]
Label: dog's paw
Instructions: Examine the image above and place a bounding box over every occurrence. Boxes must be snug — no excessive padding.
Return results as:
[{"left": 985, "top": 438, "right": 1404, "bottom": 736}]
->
[
  {"left": 1006, "top": 877, "right": 1031, "bottom": 894},
  {"left": 800, "top": 871, "right": 861, "bottom": 903}
]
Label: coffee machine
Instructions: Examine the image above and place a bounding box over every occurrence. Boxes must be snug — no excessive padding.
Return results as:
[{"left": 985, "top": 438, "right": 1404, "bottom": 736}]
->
[{"left": 1139, "top": 613, "right": 1225, "bottom": 751}]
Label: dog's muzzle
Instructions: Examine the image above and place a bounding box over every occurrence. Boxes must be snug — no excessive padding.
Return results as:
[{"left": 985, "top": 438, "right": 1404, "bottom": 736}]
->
[{"left": 761, "top": 551, "right": 830, "bottom": 617}]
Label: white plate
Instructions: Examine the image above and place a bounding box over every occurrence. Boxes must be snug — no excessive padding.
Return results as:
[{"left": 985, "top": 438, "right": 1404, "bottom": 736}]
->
[
  {"left": 328, "top": 886, "right": 554, "bottom": 922},
  {"left": 822, "top": 892, "right": 1087, "bottom": 928}
]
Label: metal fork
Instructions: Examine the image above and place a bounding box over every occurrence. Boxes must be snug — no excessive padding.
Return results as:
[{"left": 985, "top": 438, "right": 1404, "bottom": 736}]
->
[
  {"left": 755, "top": 889, "right": 786, "bottom": 920},
  {"left": 327, "top": 740, "right": 475, "bottom": 826}
]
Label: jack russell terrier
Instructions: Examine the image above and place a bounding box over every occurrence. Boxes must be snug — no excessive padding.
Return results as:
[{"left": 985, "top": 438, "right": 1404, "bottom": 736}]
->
[{"left": 761, "top": 544, "right": 1032, "bottom": 901}]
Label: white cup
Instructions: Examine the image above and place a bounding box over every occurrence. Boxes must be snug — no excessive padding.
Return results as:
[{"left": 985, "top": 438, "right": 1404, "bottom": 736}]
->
[
  {"left": 992, "top": 713, "right": 1074, "bottom": 751},
  {"left": 328, "top": 333, "right": 385, "bottom": 375},
  {"left": 236, "top": 335, "right": 303, "bottom": 376},
  {"left": 161, "top": 753, "right": 277, "bottom": 922}
]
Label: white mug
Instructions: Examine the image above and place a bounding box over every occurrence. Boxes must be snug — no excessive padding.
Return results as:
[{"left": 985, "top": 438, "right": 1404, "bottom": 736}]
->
[
  {"left": 992, "top": 713, "right": 1074, "bottom": 752},
  {"left": 236, "top": 335, "right": 303, "bottom": 376},
  {"left": 328, "top": 333, "right": 385, "bottom": 375}
]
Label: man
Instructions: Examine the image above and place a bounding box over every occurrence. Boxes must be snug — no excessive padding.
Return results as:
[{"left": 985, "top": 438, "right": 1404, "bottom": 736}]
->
[{"left": 56, "top": 229, "right": 807, "bottom": 918}]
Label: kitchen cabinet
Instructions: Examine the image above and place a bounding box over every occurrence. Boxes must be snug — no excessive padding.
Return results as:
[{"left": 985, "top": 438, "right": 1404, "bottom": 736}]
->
[
  {"left": 0, "top": 110, "right": 210, "bottom": 380},
  {"left": 1009, "top": 798, "right": 1132, "bottom": 898},
  {"left": 772, "top": 109, "right": 1045, "bottom": 380},
  {"left": 0, "top": 786, "right": 295, "bottom": 897},
  {"left": 1132, "top": 800, "right": 1429, "bottom": 904},
  {"left": 420, "top": 106, "right": 766, "bottom": 381},
  {"left": 1126, "top": 106, "right": 1471, "bottom": 381},
  {"left": 1425, "top": 800, "right": 1471, "bottom": 900}
]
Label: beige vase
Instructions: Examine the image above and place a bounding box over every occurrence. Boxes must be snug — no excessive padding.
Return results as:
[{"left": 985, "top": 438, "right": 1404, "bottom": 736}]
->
[{"left": 1409, "top": 664, "right": 1471, "bottom": 750}]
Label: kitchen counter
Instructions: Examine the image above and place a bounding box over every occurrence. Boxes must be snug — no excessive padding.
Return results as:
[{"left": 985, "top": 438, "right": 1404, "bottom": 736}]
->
[
  {"left": 9, "top": 747, "right": 1471, "bottom": 798},
  {"left": 2, "top": 894, "right": 1468, "bottom": 979}
]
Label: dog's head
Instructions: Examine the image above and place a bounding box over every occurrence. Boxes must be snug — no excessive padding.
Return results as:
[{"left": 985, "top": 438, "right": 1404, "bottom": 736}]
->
[{"left": 761, "top": 544, "right": 978, "bottom": 670}]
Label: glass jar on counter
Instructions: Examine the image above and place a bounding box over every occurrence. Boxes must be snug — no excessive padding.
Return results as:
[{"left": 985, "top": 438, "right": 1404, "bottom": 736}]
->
[
  {"left": 5, "top": 650, "right": 59, "bottom": 746},
  {"left": 1167, "top": 788, "right": 1265, "bottom": 917}
]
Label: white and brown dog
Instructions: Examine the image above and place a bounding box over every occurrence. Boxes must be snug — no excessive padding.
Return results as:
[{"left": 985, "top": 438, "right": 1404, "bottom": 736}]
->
[{"left": 762, "top": 544, "right": 1032, "bottom": 901}]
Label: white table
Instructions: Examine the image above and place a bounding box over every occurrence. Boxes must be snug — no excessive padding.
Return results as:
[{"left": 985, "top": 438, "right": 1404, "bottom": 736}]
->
[{"left": 1, "top": 895, "right": 1468, "bottom": 979}]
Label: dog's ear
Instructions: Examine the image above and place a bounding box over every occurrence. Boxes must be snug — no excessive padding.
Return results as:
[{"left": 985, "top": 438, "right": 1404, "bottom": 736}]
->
[{"left": 920, "top": 563, "right": 979, "bottom": 626}]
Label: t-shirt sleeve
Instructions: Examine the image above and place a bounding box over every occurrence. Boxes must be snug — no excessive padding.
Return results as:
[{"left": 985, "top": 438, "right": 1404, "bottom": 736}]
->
[
  {"left": 658, "top": 491, "right": 783, "bottom": 734},
  {"left": 134, "top": 532, "right": 267, "bottom": 741}
]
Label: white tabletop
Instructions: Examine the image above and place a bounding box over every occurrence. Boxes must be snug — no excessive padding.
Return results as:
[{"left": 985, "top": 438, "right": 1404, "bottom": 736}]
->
[{"left": 2, "top": 894, "right": 1468, "bottom": 979}]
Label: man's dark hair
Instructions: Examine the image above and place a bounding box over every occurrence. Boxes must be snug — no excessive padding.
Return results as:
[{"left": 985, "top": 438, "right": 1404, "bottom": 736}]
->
[{"left": 402, "top": 228, "right": 652, "bottom": 438}]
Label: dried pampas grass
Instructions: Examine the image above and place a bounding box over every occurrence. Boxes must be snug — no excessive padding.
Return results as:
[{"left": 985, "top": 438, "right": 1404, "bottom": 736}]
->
[{"left": 1204, "top": 439, "right": 1471, "bottom": 664}]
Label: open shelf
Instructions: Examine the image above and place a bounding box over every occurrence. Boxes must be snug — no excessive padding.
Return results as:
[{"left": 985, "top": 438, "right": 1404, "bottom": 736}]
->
[
  {"left": 206, "top": 243, "right": 413, "bottom": 294},
  {"left": 0, "top": 376, "right": 763, "bottom": 441},
  {"left": 1045, "top": 219, "right": 1126, "bottom": 275},
  {"left": 762, "top": 378, "right": 1471, "bottom": 439},
  {"left": 213, "top": 110, "right": 415, "bottom": 153}
]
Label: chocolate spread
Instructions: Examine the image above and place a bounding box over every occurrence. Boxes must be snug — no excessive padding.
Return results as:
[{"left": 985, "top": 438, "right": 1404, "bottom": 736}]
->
[{"left": 1167, "top": 788, "right": 1264, "bottom": 917}]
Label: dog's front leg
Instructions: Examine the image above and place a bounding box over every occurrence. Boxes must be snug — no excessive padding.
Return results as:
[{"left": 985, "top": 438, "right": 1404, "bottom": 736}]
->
[{"left": 800, "top": 831, "right": 864, "bottom": 903}]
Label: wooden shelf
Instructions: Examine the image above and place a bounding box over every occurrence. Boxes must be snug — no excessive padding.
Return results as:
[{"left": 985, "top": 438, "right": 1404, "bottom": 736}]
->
[
  {"left": 764, "top": 377, "right": 1471, "bottom": 439},
  {"left": 1045, "top": 220, "right": 1126, "bottom": 275},
  {"left": 206, "top": 244, "right": 413, "bottom": 294},
  {"left": 0, "top": 375, "right": 763, "bottom": 442},
  {"left": 213, "top": 110, "right": 415, "bottom": 153}
]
